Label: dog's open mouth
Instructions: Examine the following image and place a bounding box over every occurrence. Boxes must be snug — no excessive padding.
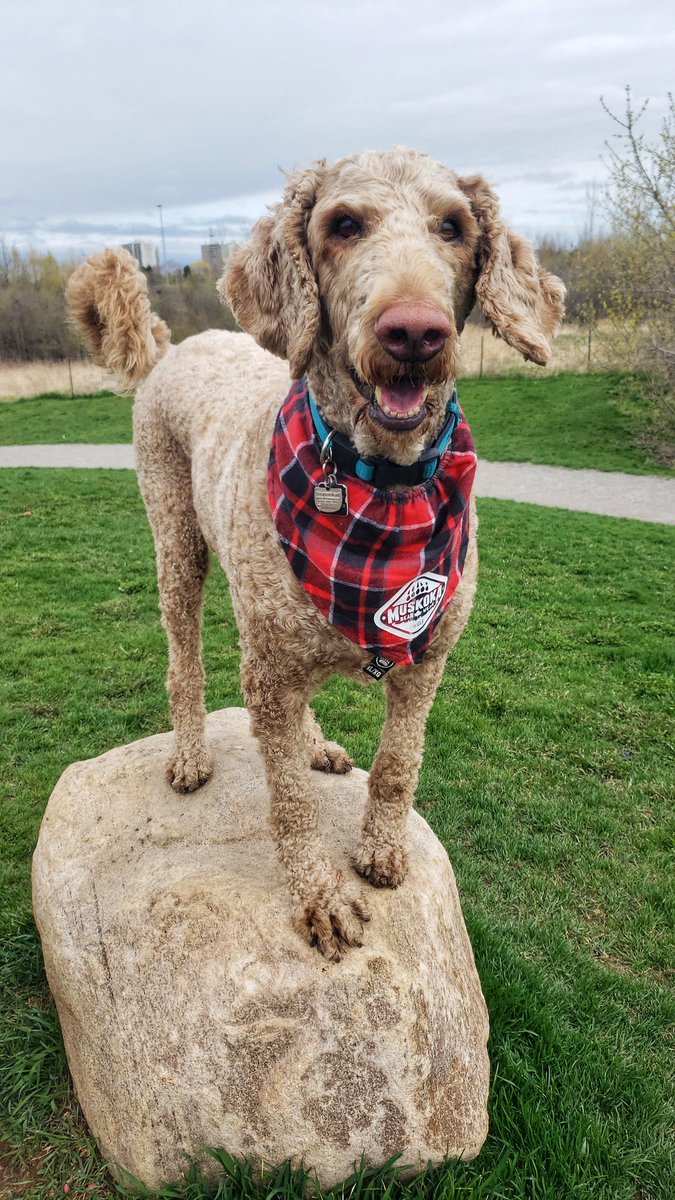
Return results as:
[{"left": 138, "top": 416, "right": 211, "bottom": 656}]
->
[
  {"left": 372, "top": 379, "right": 428, "bottom": 430},
  {"left": 350, "top": 369, "right": 429, "bottom": 431}
]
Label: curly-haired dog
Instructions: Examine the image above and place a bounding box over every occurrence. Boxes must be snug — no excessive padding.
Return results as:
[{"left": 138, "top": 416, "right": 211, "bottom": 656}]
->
[{"left": 67, "top": 148, "right": 564, "bottom": 961}]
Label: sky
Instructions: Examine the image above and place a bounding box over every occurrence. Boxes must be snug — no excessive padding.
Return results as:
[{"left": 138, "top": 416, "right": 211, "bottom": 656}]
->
[{"left": 2, "top": 0, "right": 673, "bottom": 264}]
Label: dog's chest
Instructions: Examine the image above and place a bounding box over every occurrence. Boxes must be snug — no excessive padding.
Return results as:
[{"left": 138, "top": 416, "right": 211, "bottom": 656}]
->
[{"left": 267, "top": 381, "right": 477, "bottom": 668}]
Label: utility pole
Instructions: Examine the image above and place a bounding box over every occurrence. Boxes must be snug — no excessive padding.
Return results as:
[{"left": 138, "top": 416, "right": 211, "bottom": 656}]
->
[{"left": 157, "top": 204, "right": 167, "bottom": 271}]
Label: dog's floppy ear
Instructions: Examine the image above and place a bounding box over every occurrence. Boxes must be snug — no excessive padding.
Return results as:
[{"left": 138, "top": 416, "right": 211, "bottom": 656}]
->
[
  {"left": 457, "top": 174, "right": 565, "bottom": 365},
  {"left": 220, "top": 165, "right": 324, "bottom": 379}
]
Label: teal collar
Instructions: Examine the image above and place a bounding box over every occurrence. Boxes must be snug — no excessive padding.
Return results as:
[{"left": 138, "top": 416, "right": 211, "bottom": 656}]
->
[{"left": 307, "top": 385, "right": 462, "bottom": 489}]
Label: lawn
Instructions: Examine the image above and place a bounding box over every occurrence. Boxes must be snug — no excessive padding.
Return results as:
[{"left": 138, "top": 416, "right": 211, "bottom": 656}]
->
[
  {"left": 0, "top": 391, "right": 129, "bottom": 446},
  {"left": 0, "top": 468, "right": 673, "bottom": 1199},
  {"left": 0, "top": 374, "right": 672, "bottom": 476},
  {"left": 461, "top": 372, "right": 673, "bottom": 474}
]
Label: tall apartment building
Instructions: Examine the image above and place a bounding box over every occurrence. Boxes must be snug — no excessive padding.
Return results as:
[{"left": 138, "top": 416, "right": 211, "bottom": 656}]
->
[
  {"left": 200, "top": 241, "right": 238, "bottom": 273},
  {"left": 121, "top": 241, "right": 159, "bottom": 269}
]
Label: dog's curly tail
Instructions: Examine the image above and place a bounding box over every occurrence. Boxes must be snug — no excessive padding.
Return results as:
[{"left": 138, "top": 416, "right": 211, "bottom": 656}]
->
[{"left": 66, "top": 247, "right": 171, "bottom": 392}]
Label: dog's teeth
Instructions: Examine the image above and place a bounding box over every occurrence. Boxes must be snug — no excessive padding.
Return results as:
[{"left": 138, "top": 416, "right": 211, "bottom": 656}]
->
[
  {"left": 373, "top": 387, "right": 425, "bottom": 422},
  {"left": 381, "top": 402, "right": 423, "bottom": 419}
]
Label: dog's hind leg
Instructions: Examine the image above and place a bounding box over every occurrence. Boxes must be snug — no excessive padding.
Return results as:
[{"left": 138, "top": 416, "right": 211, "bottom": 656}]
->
[
  {"left": 304, "top": 707, "right": 353, "bottom": 774},
  {"left": 136, "top": 413, "right": 212, "bottom": 793}
]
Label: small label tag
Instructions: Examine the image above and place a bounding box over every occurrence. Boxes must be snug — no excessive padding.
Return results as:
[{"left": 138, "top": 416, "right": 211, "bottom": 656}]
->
[
  {"left": 363, "top": 654, "right": 396, "bottom": 681},
  {"left": 314, "top": 483, "right": 349, "bottom": 516}
]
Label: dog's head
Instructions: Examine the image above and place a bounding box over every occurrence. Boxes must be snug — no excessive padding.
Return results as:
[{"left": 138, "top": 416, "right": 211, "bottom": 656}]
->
[{"left": 221, "top": 149, "right": 565, "bottom": 464}]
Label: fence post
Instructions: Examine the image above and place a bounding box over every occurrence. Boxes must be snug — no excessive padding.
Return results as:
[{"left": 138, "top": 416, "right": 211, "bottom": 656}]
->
[
  {"left": 67, "top": 358, "right": 74, "bottom": 397},
  {"left": 587, "top": 328, "right": 592, "bottom": 372},
  {"left": 479, "top": 334, "right": 484, "bottom": 379}
]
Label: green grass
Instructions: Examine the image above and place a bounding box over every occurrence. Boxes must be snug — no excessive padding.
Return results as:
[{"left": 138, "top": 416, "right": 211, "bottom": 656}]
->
[
  {"left": 459, "top": 372, "right": 673, "bottom": 474},
  {"left": 1, "top": 470, "right": 673, "bottom": 1199},
  {"left": 0, "top": 374, "right": 672, "bottom": 475},
  {"left": 0, "top": 391, "right": 131, "bottom": 445}
]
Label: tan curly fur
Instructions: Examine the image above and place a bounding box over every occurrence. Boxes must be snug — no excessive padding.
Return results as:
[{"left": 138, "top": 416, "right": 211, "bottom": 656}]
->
[
  {"left": 68, "top": 148, "right": 564, "bottom": 961},
  {"left": 66, "top": 247, "right": 171, "bottom": 391}
]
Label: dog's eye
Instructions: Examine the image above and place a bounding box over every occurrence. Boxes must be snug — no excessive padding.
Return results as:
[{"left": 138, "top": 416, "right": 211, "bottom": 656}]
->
[
  {"left": 331, "top": 215, "right": 363, "bottom": 240},
  {"left": 440, "top": 218, "right": 461, "bottom": 242}
]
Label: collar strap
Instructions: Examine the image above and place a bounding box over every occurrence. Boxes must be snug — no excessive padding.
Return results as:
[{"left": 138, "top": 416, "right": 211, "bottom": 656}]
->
[{"left": 308, "top": 386, "right": 462, "bottom": 489}]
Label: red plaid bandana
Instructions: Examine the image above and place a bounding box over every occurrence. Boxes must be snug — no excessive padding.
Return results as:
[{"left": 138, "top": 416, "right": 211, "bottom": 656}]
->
[{"left": 268, "top": 380, "right": 477, "bottom": 667}]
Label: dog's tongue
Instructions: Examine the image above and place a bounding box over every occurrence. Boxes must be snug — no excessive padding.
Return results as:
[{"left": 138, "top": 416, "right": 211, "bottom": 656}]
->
[{"left": 377, "top": 379, "right": 426, "bottom": 415}]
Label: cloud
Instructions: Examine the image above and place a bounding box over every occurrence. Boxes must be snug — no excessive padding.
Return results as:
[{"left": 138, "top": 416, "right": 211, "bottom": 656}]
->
[
  {"left": 549, "top": 32, "right": 675, "bottom": 58},
  {"left": 1, "top": 0, "right": 671, "bottom": 257}
]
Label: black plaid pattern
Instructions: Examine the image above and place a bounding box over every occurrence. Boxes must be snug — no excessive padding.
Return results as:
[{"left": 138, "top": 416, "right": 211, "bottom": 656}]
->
[{"left": 268, "top": 380, "right": 477, "bottom": 666}]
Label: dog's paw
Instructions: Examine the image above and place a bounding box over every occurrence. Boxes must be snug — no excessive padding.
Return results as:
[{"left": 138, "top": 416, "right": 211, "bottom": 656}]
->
[
  {"left": 352, "top": 836, "right": 409, "bottom": 889},
  {"left": 166, "top": 745, "right": 213, "bottom": 793},
  {"left": 294, "top": 881, "right": 370, "bottom": 962},
  {"left": 310, "top": 740, "right": 354, "bottom": 774}
]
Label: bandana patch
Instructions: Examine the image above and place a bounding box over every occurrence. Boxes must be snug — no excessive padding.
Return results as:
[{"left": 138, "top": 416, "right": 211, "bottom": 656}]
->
[
  {"left": 268, "top": 380, "right": 477, "bottom": 667},
  {"left": 374, "top": 571, "right": 448, "bottom": 639}
]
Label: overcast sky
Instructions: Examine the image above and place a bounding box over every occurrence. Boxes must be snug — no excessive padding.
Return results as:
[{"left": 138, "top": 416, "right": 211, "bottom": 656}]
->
[{"left": 2, "top": 0, "right": 673, "bottom": 263}]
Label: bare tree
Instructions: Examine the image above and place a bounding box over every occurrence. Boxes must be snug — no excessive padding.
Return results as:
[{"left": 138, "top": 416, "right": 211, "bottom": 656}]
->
[
  {"left": 0, "top": 248, "right": 239, "bottom": 362},
  {"left": 599, "top": 86, "right": 675, "bottom": 408}
]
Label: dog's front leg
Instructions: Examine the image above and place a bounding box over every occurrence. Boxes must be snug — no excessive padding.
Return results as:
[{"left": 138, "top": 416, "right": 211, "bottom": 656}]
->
[
  {"left": 353, "top": 651, "right": 448, "bottom": 888},
  {"left": 243, "top": 661, "right": 368, "bottom": 960}
]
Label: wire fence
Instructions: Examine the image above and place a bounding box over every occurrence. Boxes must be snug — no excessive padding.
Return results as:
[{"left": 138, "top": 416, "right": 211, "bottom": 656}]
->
[
  {"left": 459, "top": 322, "right": 608, "bottom": 378},
  {"left": 0, "top": 360, "right": 115, "bottom": 400},
  {"left": 0, "top": 324, "right": 621, "bottom": 400}
]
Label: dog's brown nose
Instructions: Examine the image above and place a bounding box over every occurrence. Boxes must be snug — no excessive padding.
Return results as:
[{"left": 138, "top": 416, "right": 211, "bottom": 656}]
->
[{"left": 375, "top": 302, "right": 451, "bottom": 363}]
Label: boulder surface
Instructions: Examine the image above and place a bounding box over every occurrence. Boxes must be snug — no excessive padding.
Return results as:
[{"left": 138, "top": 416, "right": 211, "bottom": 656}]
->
[{"left": 32, "top": 708, "right": 490, "bottom": 1189}]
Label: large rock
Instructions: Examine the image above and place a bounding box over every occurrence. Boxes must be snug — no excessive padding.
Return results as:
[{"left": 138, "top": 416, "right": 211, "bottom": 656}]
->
[{"left": 32, "top": 708, "right": 490, "bottom": 1189}]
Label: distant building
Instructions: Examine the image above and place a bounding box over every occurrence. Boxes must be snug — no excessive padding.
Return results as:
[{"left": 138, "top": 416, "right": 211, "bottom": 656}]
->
[
  {"left": 122, "top": 241, "right": 159, "bottom": 269},
  {"left": 200, "top": 241, "right": 238, "bottom": 273}
]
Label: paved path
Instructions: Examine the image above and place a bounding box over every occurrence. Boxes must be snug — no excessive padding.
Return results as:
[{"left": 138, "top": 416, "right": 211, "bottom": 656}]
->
[
  {"left": 0, "top": 444, "right": 135, "bottom": 470},
  {"left": 0, "top": 443, "right": 673, "bottom": 525},
  {"left": 474, "top": 460, "right": 675, "bottom": 525}
]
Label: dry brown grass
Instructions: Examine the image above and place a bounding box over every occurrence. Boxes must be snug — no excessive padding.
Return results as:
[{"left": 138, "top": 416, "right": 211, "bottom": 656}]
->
[
  {"left": 0, "top": 360, "right": 115, "bottom": 401},
  {"left": 459, "top": 322, "right": 599, "bottom": 376},
  {"left": 0, "top": 324, "right": 614, "bottom": 400}
]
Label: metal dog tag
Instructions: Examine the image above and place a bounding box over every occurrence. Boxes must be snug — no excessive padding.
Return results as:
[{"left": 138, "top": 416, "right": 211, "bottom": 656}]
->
[
  {"left": 315, "top": 429, "right": 349, "bottom": 516},
  {"left": 314, "top": 482, "right": 349, "bottom": 515}
]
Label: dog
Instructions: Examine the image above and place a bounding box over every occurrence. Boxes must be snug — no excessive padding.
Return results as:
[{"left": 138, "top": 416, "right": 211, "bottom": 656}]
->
[{"left": 67, "top": 148, "right": 564, "bottom": 961}]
